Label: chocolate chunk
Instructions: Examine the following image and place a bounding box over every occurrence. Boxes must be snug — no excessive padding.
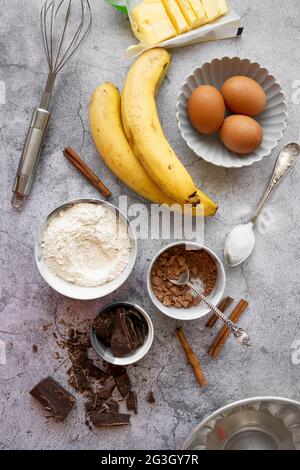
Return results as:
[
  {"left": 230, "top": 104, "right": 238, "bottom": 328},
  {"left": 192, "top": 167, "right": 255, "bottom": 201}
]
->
[
  {"left": 106, "top": 363, "right": 126, "bottom": 377},
  {"left": 146, "top": 391, "right": 155, "bottom": 404},
  {"left": 32, "top": 344, "right": 38, "bottom": 353},
  {"left": 126, "top": 391, "right": 138, "bottom": 414},
  {"left": 90, "top": 411, "right": 130, "bottom": 427},
  {"left": 69, "top": 348, "right": 89, "bottom": 368},
  {"left": 30, "top": 376, "right": 75, "bottom": 421},
  {"left": 94, "top": 306, "right": 148, "bottom": 358},
  {"left": 111, "top": 309, "right": 139, "bottom": 357},
  {"left": 69, "top": 366, "right": 90, "bottom": 393},
  {"left": 115, "top": 372, "right": 131, "bottom": 398},
  {"left": 85, "top": 360, "right": 109, "bottom": 382},
  {"left": 103, "top": 399, "right": 119, "bottom": 413},
  {"left": 93, "top": 311, "right": 114, "bottom": 346},
  {"left": 96, "top": 385, "right": 115, "bottom": 400}
]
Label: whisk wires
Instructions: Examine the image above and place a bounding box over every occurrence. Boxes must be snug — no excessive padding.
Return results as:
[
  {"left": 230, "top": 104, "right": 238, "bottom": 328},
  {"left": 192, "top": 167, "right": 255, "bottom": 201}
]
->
[{"left": 41, "top": 0, "right": 92, "bottom": 74}]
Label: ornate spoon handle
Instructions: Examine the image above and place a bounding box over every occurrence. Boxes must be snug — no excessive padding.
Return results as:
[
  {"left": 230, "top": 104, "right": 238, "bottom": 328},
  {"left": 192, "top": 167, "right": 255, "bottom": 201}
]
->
[
  {"left": 186, "top": 281, "right": 251, "bottom": 347},
  {"left": 252, "top": 143, "right": 300, "bottom": 224}
]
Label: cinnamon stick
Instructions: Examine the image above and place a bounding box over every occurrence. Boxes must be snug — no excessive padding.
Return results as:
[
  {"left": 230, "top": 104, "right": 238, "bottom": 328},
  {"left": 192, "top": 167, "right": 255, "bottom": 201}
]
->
[
  {"left": 176, "top": 327, "right": 207, "bottom": 387},
  {"left": 206, "top": 296, "right": 234, "bottom": 328},
  {"left": 63, "top": 147, "right": 111, "bottom": 199},
  {"left": 208, "top": 299, "right": 249, "bottom": 358}
]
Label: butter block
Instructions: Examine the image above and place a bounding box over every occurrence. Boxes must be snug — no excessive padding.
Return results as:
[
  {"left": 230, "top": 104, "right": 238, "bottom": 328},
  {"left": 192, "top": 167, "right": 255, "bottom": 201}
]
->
[
  {"left": 161, "top": 0, "right": 189, "bottom": 34},
  {"left": 201, "top": 0, "right": 221, "bottom": 21},
  {"left": 131, "top": 0, "right": 177, "bottom": 45},
  {"left": 175, "top": 0, "right": 199, "bottom": 29},
  {"left": 217, "top": 0, "right": 229, "bottom": 16},
  {"left": 188, "top": 0, "right": 208, "bottom": 26}
]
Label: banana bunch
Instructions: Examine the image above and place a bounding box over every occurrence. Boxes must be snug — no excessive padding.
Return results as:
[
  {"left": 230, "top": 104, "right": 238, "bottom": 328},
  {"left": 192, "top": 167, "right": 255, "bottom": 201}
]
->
[{"left": 89, "top": 48, "right": 217, "bottom": 216}]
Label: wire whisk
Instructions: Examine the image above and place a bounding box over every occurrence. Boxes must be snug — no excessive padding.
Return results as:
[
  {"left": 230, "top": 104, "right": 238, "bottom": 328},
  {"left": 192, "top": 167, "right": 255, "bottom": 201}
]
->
[
  {"left": 41, "top": 0, "right": 91, "bottom": 75},
  {"left": 12, "top": 0, "right": 92, "bottom": 208}
]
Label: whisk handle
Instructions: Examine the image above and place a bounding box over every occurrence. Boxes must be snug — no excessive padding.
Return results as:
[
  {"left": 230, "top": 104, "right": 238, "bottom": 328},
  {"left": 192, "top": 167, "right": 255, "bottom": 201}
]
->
[{"left": 12, "top": 107, "right": 50, "bottom": 209}]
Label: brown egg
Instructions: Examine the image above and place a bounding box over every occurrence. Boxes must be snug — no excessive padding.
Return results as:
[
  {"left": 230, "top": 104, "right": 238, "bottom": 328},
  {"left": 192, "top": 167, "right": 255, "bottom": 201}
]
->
[
  {"left": 188, "top": 85, "right": 225, "bottom": 134},
  {"left": 220, "top": 76, "right": 266, "bottom": 116},
  {"left": 220, "top": 115, "right": 263, "bottom": 154}
]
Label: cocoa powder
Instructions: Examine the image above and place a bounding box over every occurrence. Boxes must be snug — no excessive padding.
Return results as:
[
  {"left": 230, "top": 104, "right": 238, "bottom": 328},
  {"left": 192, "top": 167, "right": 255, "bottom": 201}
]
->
[{"left": 151, "top": 246, "right": 217, "bottom": 308}]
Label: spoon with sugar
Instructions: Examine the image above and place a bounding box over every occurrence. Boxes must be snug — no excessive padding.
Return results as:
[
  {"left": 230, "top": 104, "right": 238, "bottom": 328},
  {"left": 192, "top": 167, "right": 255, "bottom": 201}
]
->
[{"left": 224, "top": 142, "right": 300, "bottom": 267}]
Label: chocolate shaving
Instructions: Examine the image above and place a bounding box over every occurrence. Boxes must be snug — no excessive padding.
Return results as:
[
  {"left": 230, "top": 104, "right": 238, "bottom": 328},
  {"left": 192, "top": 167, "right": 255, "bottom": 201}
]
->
[
  {"left": 146, "top": 391, "right": 155, "bottom": 404},
  {"left": 95, "top": 385, "right": 115, "bottom": 400},
  {"left": 69, "top": 367, "right": 90, "bottom": 393},
  {"left": 103, "top": 399, "right": 119, "bottom": 413},
  {"left": 115, "top": 372, "right": 131, "bottom": 398},
  {"left": 126, "top": 391, "right": 138, "bottom": 414}
]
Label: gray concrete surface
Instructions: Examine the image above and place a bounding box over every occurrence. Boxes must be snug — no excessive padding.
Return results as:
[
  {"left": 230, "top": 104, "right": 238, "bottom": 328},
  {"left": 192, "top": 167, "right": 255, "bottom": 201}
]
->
[{"left": 1, "top": 0, "right": 300, "bottom": 450}]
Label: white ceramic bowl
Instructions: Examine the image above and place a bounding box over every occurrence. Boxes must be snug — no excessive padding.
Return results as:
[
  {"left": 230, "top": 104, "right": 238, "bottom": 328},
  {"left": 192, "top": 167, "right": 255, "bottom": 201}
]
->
[
  {"left": 147, "top": 242, "right": 226, "bottom": 321},
  {"left": 177, "top": 57, "right": 288, "bottom": 168},
  {"left": 91, "top": 301, "right": 154, "bottom": 366},
  {"left": 35, "top": 198, "right": 137, "bottom": 300}
]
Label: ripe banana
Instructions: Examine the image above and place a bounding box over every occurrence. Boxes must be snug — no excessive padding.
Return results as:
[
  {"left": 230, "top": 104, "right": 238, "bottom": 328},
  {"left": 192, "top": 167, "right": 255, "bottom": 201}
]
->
[
  {"left": 89, "top": 83, "right": 217, "bottom": 216},
  {"left": 89, "top": 83, "right": 179, "bottom": 205},
  {"left": 121, "top": 48, "right": 209, "bottom": 207}
]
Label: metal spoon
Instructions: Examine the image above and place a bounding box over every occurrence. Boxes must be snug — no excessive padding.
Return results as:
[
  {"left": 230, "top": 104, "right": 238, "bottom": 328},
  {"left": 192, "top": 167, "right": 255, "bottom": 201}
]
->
[
  {"left": 224, "top": 143, "right": 300, "bottom": 267},
  {"left": 168, "top": 270, "right": 251, "bottom": 347}
]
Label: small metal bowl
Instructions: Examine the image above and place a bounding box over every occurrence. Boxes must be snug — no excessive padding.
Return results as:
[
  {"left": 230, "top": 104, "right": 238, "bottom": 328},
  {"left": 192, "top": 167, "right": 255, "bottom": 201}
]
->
[
  {"left": 147, "top": 241, "right": 226, "bottom": 321},
  {"left": 35, "top": 198, "right": 137, "bottom": 300},
  {"left": 90, "top": 301, "right": 154, "bottom": 366},
  {"left": 182, "top": 397, "right": 300, "bottom": 450}
]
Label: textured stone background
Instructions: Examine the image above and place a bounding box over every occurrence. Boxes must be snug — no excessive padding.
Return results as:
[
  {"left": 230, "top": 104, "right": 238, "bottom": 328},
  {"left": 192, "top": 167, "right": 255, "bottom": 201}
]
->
[{"left": 1, "top": 0, "right": 300, "bottom": 450}]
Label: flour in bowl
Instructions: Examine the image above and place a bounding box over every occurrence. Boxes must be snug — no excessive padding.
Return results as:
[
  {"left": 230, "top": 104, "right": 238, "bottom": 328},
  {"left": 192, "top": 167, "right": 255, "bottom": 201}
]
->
[{"left": 41, "top": 203, "right": 132, "bottom": 287}]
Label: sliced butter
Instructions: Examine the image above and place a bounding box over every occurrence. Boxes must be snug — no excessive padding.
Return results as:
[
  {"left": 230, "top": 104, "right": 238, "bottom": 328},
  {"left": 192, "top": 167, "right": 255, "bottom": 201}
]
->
[
  {"left": 131, "top": 0, "right": 177, "bottom": 45},
  {"left": 217, "top": 0, "right": 229, "bottom": 16},
  {"left": 188, "top": 0, "right": 208, "bottom": 26},
  {"left": 175, "top": 0, "right": 199, "bottom": 29},
  {"left": 201, "top": 0, "right": 221, "bottom": 21},
  {"left": 161, "top": 0, "right": 189, "bottom": 34}
]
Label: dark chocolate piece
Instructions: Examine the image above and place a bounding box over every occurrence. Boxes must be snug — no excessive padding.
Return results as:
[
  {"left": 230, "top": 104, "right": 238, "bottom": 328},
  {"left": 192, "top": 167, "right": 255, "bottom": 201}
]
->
[
  {"left": 103, "top": 399, "right": 119, "bottom": 413},
  {"left": 111, "top": 309, "right": 139, "bottom": 356},
  {"left": 32, "top": 344, "right": 38, "bottom": 353},
  {"left": 115, "top": 372, "right": 131, "bottom": 398},
  {"left": 96, "top": 385, "right": 115, "bottom": 400},
  {"left": 93, "top": 311, "right": 114, "bottom": 345},
  {"left": 85, "top": 360, "right": 109, "bottom": 382},
  {"left": 146, "top": 391, "right": 155, "bottom": 404},
  {"left": 69, "top": 349, "right": 89, "bottom": 368},
  {"left": 69, "top": 366, "right": 90, "bottom": 393},
  {"left": 90, "top": 411, "right": 131, "bottom": 427},
  {"left": 30, "top": 376, "right": 75, "bottom": 421},
  {"left": 106, "top": 363, "right": 126, "bottom": 377},
  {"left": 126, "top": 391, "right": 138, "bottom": 414}
]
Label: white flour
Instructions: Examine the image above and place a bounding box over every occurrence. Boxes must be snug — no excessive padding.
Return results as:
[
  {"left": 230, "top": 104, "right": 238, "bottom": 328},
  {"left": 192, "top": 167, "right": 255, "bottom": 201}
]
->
[{"left": 41, "top": 203, "right": 132, "bottom": 287}]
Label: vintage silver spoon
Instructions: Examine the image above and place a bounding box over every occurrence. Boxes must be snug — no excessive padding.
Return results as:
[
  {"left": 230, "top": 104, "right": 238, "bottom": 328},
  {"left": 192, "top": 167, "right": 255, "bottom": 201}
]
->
[
  {"left": 168, "top": 270, "right": 251, "bottom": 347},
  {"left": 224, "top": 142, "right": 300, "bottom": 267}
]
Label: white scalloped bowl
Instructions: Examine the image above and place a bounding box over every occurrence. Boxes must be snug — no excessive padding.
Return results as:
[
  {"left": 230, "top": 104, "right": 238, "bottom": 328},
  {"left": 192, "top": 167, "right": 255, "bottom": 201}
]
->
[{"left": 177, "top": 57, "right": 288, "bottom": 168}]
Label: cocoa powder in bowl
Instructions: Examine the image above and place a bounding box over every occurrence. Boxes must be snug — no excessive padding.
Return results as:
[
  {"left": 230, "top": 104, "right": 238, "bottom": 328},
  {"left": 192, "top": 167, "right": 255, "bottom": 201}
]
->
[{"left": 151, "top": 245, "right": 217, "bottom": 309}]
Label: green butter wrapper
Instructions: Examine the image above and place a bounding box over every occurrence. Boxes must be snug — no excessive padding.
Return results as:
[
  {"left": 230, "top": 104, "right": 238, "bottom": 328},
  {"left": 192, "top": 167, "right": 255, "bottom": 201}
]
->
[{"left": 103, "top": 0, "right": 128, "bottom": 14}]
